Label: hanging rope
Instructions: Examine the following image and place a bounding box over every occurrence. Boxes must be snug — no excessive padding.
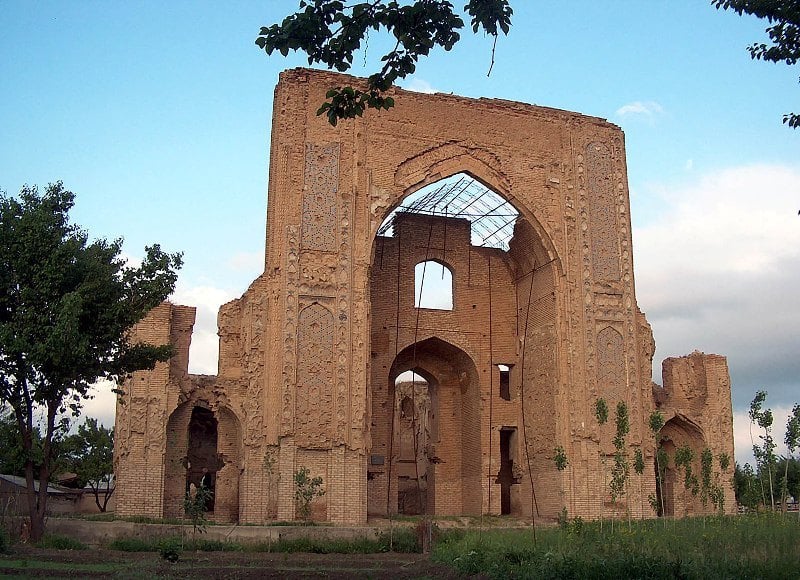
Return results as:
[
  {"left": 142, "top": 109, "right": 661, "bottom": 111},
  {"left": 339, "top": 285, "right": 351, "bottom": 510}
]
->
[
  {"left": 410, "top": 221, "right": 435, "bottom": 516},
  {"left": 519, "top": 259, "right": 541, "bottom": 544},
  {"left": 486, "top": 255, "right": 495, "bottom": 532},
  {"left": 385, "top": 222, "right": 403, "bottom": 548}
]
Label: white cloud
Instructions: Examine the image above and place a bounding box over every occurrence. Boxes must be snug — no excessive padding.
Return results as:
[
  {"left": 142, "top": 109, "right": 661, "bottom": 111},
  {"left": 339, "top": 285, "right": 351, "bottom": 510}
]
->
[
  {"left": 634, "top": 163, "right": 800, "bottom": 427},
  {"left": 227, "top": 250, "right": 263, "bottom": 273},
  {"left": 734, "top": 406, "right": 796, "bottom": 467},
  {"left": 172, "top": 283, "right": 238, "bottom": 375},
  {"left": 616, "top": 100, "right": 664, "bottom": 117},
  {"left": 402, "top": 77, "right": 437, "bottom": 94}
]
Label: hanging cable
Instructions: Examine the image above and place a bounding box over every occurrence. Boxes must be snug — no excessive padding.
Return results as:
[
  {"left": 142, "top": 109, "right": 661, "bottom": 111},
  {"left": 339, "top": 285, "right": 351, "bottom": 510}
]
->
[
  {"left": 386, "top": 222, "right": 403, "bottom": 547},
  {"left": 519, "top": 259, "right": 540, "bottom": 543},
  {"left": 410, "top": 221, "right": 435, "bottom": 515},
  {"left": 487, "top": 255, "right": 495, "bottom": 527}
]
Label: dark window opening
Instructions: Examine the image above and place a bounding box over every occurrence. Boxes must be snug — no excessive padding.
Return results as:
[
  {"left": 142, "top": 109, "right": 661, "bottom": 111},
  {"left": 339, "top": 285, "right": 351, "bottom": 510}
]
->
[
  {"left": 497, "top": 427, "right": 518, "bottom": 515},
  {"left": 498, "top": 364, "right": 512, "bottom": 400}
]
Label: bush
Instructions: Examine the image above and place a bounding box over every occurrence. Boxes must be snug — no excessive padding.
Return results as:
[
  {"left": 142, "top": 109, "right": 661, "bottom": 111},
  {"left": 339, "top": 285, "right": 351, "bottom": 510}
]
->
[
  {"left": 159, "top": 537, "right": 181, "bottom": 563},
  {"left": 37, "top": 534, "right": 87, "bottom": 550},
  {"left": 0, "top": 528, "right": 9, "bottom": 553}
]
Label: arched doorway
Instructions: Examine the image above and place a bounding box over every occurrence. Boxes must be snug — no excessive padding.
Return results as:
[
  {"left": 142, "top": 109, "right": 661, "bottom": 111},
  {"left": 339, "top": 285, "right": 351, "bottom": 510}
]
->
[
  {"left": 657, "top": 416, "right": 706, "bottom": 517},
  {"left": 367, "top": 171, "right": 561, "bottom": 518},
  {"left": 162, "top": 402, "right": 242, "bottom": 522},
  {"left": 369, "top": 337, "right": 481, "bottom": 516}
]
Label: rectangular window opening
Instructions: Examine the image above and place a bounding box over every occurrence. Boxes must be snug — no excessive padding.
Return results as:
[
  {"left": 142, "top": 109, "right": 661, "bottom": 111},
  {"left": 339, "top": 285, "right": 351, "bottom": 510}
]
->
[{"left": 498, "top": 364, "right": 512, "bottom": 400}]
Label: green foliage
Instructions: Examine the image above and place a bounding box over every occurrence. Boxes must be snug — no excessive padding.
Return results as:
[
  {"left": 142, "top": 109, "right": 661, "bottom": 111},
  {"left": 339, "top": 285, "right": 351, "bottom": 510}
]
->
[
  {"left": 553, "top": 445, "right": 568, "bottom": 471},
  {"left": 294, "top": 466, "right": 325, "bottom": 521},
  {"left": 594, "top": 398, "right": 608, "bottom": 426},
  {"left": 718, "top": 451, "right": 731, "bottom": 473},
  {"left": 633, "top": 448, "right": 645, "bottom": 476},
  {"left": 183, "top": 485, "right": 212, "bottom": 534},
  {"left": 107, "top": 530, "right": 420, "bottom": 554},
  {"left": 433, "top": 514, "right": 800, "bottom": 578},
  {"left": 712, "top": 0, "right": 800, "bottom": 127},
  {"left": 158, "top": 537, "right": 181, "bottom": 562},
  {"left": 0, "top": 182, "right": 181, "bottom": 540},
  {"left": 36, "top": 534, "right": 88, "bottom": 550},
  {"left": 0, "top": 528, "right": 9, "bottom": 553},
  {"left": 256, "top": 0, "right": 513, "bottom": 124},
  {"left": 648, "top": 410, "right": 665, "bottom": 434},
  {"left": 750, "top": 390, "right": 777, "bottom": 509},
  {"left": 61, "top": 418, "right": 114, "bottom": 511},
  {"left": 609, "top": 402, "right": 630, "bottom": 504}
]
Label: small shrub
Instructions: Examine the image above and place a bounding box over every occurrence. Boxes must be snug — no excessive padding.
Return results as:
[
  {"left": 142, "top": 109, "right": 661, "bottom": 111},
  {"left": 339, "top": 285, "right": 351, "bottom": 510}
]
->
[
  {"left": 0, "top": 528, "right": 9, "bottom": 553},
  {"left": 159, "top": 538, "right": 181, "bottom": 563},
  {"left": 294, "top": 466, "right": 325, "bottom": 521},
  {"left": 37, "top": 534, "right": 87, "bottom": 550}
]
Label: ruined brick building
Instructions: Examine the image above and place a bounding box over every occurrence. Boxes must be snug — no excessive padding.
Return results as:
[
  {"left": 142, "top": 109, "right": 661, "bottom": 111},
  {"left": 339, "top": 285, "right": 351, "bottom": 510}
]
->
[{"left": 114, "top": 68, "right": 736, "bottom": 523}]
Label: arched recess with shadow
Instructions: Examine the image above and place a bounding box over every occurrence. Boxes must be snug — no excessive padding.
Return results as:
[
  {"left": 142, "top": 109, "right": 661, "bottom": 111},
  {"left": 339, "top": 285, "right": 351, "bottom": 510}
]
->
[
  {"left": 657, "top": 415, "right": 706, "bottom": 517},
  {"left": 368, "top": 337, "right": 481, "bottom": 516},
  {"left": 162, "top": 401, "right": 242, "bottom": 522},
  {"left": 367, "top": 165, "right": 562, "bottom": 518}
]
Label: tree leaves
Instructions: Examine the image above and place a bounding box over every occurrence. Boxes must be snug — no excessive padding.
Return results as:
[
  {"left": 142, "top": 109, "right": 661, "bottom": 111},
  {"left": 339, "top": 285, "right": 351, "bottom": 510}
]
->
[
  {"left": 0, "top": 182, "right": 181, "bottom": 536},
  {"left": 713, "top": 0, "right": 800, "bottom": 128},
  {"left": 256, "top": 1, "right": 513, "bottom": 124}
]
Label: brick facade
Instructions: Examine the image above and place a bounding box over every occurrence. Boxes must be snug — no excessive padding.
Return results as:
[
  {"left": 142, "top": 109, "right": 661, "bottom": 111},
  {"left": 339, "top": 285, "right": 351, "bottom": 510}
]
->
[{"left": 114, "top": 68, "right": 736, "bottom": 523}]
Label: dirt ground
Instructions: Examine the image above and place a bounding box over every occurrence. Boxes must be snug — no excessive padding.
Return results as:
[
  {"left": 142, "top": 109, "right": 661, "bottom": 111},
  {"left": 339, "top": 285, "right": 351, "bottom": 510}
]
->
[{"left": 0, "top": 546, "right": 471, "bottom": 579}]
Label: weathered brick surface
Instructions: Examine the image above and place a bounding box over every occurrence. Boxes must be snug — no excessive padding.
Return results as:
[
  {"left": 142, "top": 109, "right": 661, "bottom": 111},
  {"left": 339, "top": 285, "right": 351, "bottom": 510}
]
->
[{"left": 114, "top": 68, "right": 735, "bottom": 523}]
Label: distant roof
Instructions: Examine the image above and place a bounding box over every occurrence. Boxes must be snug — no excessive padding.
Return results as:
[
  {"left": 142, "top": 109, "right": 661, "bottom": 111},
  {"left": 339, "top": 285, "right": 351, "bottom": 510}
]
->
[{"left": 0, "top": 474, "right": 78, "bottom": 495}]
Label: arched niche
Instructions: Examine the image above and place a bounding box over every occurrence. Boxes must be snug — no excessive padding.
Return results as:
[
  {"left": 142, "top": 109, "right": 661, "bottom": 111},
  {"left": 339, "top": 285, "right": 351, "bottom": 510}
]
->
[
  {"left": 368, "top": 336, "right": 481, "bottom": 517},
  {"left": 658, "top": 415, "right": 706, "bottom": 518}
]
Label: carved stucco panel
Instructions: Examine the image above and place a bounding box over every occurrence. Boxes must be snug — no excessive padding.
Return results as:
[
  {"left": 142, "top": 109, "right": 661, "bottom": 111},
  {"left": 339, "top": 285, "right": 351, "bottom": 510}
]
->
[
  {"left": 586, "top": 142, "right": 620, "bottom": 282},
  {"left": 597, "top": 326, "right": 625, "bottom": 403},
  {"left": 302, "top": 143, "right": 339, "bottom": 252},
  {"left": 296, "top": 303, "right": 335, "bottom": 447},
  {"left": 282, "top": 225, "right": 300, "bottom": 435}
]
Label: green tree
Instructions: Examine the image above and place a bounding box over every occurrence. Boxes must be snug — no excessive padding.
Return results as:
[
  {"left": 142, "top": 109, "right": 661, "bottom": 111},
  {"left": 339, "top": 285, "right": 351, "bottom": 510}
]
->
[
  {"left": 734, "top": 461, "right": 761, "bottom": 510},
  {"left": 648, "top": 411, "right": 666, "bottom": 518},
  {"left": 256, "top": 0, "right": 513, "bottom": 124},
  {"left": 294, "top": 466, "right": 325, "bottom": 521},
  {"left": 62, "top": 418, "right": 115, "bottom": 512},
  {"left": 749, "top": 390, "right": 777, "bottom": 509},
  {"left": 610, "top": 402, "right": 630, "bottom": 508},
  {"left": 781, "top": 405, "right": 800, "bottom": 511},
  {"left": 0, "top": 182, "right": 182, "bottom": 541},
  {"left": 713, "top": 0, "right": 800, "bottom": 127}
]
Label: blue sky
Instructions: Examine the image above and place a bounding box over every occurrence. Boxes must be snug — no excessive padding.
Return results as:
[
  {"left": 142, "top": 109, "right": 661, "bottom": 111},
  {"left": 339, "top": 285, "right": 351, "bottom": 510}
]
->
[{"left": 1, "top": 1, "right": 798, "bottom": 465}]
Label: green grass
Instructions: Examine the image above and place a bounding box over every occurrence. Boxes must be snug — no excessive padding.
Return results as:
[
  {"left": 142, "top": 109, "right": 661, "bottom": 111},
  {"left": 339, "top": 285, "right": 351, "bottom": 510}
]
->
[
  {"left": 36, "top": 534, "right": 88, "bottom": 550},
  {"left": 106, "top": 528, "right": 420, "bottom": 554},
  {"left": 432, "top": 513, "right": 800, "bottom": 579}
]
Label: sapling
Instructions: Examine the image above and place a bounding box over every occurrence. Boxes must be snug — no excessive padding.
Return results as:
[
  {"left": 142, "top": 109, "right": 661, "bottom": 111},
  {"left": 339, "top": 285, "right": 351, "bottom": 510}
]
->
[
  {"left": 553, "top": 445, "right": 569, "bottom": 526},
  {"left": 634, "top": 448, "right": 645, "bottom": 519},
  {"left": 610, "top": 401, "right": 630, "bottom": 529},
  {"left": 782, "top": 404, "right": 800, "bottom": 514},
  {"left": 674, "top": 445, "right": 698, "bottom": 517},
  {"left": 294, "top": 466, "right": 325, "bottom": 522},
  {"left": 595, "top": 398, "right": 609, "bottom": 528},
  {"left": 648, "top": 411, "right": 666, "bottom": 519}
]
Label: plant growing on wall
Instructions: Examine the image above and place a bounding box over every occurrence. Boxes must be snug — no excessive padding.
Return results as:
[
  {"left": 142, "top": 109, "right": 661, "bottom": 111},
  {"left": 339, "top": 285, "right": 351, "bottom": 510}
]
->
[
  {"left": 633, "top": 447, "right": 645, "bottom": 519},
  {"left": 594, "top": 398, "right": 609, "bottom": 527},
  {"left": 553, "top": 445, "right": 569, "bottom": 525},
  {"left": 294, "top": 466, "right": 325, "bottom": 522},
  {"left": 648, "top": 411, "right": 666, "bottom": 518},
  {"left": 674, "top": 444, "right": 699, "bottom": 517}
]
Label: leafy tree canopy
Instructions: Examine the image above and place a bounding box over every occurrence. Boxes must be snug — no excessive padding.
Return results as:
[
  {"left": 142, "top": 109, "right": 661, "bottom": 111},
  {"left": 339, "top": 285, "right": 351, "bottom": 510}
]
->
[
  {"left": 0, "top": 182, "right": 182, "bottom": 539},
  {"left": 713, "top": 0, "right": 800, "bottom": 127},
  {"left": 256, "top": 0, "right": 512, "bottom": 124},
  {"left": 62, "top": 418, "right": 115, "bottom": 511}
]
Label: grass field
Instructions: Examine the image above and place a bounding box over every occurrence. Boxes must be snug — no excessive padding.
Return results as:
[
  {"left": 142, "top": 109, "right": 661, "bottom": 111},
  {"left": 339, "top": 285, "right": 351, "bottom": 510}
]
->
[{"left": 432, "top": 513, "right": 800, "bottom": 579}]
